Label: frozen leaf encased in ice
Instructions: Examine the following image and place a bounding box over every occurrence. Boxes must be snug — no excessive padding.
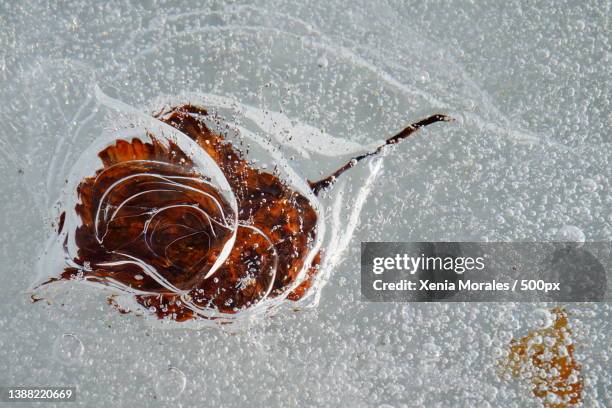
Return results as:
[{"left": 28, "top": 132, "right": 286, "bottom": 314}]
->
[{"left": 33, "top": 87, "right": 449, "bottom": 325}]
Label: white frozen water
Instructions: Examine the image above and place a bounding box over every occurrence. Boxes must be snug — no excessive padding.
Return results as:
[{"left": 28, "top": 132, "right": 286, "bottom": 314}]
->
[{"left": 0, "top": 0, "right": 610, "bottom": 407}]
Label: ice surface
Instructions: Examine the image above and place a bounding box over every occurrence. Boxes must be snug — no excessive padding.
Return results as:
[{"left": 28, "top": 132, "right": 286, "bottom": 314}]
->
[{"left": 0, "top": 0, "right": 610, "bottom": 407}]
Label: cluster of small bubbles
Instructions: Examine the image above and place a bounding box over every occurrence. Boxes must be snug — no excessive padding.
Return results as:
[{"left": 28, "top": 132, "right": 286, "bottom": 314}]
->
[
  {"left": 579, "top": 178, "right": 599, "bottom": 193},
  {"left": 525, "top": 308, "right": 554, "bottom": 329}
]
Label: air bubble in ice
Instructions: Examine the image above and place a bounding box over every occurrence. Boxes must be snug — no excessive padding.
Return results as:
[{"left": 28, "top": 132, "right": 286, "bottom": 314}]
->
[
  {"left": 316, "top": 55, "right": 329, "bottom": 68},
  {"left": 556, "top": 225, "right": 586, "bottom": 246},
  {"left": 52, "top": 333, "right": 84, "bottom": 365},
  {"left": 581, "top": 178, "right": 598, "bottom": 193},
  {"left": 154, "top": 366, "right": 187, "bottom": 400}
]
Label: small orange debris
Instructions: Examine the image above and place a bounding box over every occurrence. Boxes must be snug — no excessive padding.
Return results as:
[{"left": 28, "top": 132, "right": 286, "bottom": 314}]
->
[{"left": 500, "top": 307, "right": 583, "bottom": 408}]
